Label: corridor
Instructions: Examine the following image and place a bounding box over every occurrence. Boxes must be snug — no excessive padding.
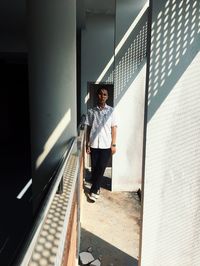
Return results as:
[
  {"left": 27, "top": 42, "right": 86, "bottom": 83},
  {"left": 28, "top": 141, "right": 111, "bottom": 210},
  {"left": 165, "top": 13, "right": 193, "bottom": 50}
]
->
[{"left": 79, "top": 168, "right": 141, "bottom": 266}]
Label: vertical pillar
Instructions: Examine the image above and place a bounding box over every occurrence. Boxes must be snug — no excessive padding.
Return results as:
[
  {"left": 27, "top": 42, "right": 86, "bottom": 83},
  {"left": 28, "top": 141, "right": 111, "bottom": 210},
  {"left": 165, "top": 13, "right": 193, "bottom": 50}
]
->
[
  {"left": 112, "top": 0, "right": 148, "bottom": 191},
  {"left": 28, "top": 0, "right": 77, "bottom": 212},
  {"left": 141, "top": 0, "right": 200, "bottom": 264}
]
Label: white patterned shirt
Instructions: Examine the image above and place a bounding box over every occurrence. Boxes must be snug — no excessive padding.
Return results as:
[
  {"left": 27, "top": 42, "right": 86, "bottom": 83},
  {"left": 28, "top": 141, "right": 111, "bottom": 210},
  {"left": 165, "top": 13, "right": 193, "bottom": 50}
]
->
[{"left": 85, "top": 104, "right": 117, "bottom": 149}]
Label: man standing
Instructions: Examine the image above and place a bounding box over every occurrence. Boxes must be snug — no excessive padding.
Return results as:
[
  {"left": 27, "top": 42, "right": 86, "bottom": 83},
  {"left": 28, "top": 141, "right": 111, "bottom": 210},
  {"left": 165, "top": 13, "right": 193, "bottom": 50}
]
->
[{"left": 85, "top": 87, "right": 117, "bottom": 202}]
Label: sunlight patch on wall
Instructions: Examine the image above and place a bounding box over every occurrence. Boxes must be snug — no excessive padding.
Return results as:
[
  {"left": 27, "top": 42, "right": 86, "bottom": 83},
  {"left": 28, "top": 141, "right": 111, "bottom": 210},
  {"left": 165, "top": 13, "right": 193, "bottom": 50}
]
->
[
  {"left": 36, "top": 109, "right": 71, "bottom": 169},
  {"left": 148, "top": 0, "right": 200, "bottom": 106},
  {"left": 142, "top": 0, "right": 200, "bottom": 263},
  {"left": 95, "top": 2, "right": 149, "bottom": 85},
  {"left": 95, "top": 56, "right": 114, "bottom": 84},
  {"left": 142, "top": 51, "right": 200, "bottom": 266},
  {"left": 84, "top": 92, "right": 90, "bottom": 104},
  {"left": 114, "top": 22, "right": 147, "bottom": 99},
  {"left": 115, "top": 2, "right": 149, "bottom": 55}
]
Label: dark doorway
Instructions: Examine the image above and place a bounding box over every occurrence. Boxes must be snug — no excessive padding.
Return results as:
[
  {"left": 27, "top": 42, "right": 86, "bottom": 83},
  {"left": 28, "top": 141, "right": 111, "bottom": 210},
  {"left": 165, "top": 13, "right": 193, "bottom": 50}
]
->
[{"left": 87, "top": 82, "right": 114, "bottom": 109}]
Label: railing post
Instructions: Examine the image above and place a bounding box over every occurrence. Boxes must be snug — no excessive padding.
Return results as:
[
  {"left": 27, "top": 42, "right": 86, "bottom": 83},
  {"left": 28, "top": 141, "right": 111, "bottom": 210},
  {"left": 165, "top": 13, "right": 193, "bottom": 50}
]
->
[{"left": 57, "top": 176, "right": 64, "bottom": 194}]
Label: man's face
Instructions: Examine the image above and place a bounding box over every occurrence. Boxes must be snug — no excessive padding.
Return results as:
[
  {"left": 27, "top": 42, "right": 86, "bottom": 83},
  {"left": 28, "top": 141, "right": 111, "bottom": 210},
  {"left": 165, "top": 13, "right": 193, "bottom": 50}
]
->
[{"left": 97, "top": 89, "right": 108, "bottom": 104}]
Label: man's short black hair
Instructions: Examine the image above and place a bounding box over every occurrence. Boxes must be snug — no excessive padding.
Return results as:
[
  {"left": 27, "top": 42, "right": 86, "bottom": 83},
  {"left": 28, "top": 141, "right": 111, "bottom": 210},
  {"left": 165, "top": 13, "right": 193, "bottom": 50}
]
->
[{"left": 97, "top": 86, "right": 109, "bottom": 95}]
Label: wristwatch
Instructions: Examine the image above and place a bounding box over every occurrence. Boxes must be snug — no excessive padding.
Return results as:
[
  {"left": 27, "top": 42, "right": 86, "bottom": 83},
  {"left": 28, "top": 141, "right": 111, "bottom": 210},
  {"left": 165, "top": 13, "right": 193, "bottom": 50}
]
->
[{"left": 112, "top": 144, "right": 116, "bottom": 147}]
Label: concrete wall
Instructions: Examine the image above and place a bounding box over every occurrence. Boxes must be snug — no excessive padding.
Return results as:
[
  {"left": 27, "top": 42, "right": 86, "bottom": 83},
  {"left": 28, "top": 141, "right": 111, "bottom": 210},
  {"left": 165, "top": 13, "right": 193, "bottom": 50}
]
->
[
  {"left": 81, "top": 13, "right": 115, "bottom": 115},
  {"left": 112, "top": 67, "right": 146, "bottom": 191},
  {"left": 112, "top": 0, "right": 148, "bottom": 191},
  {"left": 141, "top": 0, "right": 200, "bottom": 264},
  {"left": 115, "top": 0, "right": 148, "bottom": 46},
  {"left": 28, "top": 0, "right": 77, "bottom": 212}
]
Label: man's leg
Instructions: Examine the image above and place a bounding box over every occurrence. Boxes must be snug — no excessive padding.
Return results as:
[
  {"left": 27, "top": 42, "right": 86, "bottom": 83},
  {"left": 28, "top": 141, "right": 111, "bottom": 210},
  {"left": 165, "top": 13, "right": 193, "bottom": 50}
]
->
[
  {"left": 90, "top": 148, "right": 99, "bottom": 181},
  {"left": 88, "top": 148, "right": 100, "bottom": 201},
  {"left": 90, "top": 148, "right": 111, "bottom": 194}
]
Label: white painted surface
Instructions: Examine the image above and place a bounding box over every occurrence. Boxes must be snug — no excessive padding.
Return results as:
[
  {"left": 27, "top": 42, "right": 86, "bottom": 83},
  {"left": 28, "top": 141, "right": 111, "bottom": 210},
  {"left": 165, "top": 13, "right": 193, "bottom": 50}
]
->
[
  {"left": 141, "top": 0, "right": 200, "bottom": 264},
  {"left": 142, "top": 52, "right": 200, "bottom": 266},
  {"left": 112, "top": 0, "right": 148, "bottom": 191},
  {"left": 112, "top": 66, "right": 146, "bottom": 191}
]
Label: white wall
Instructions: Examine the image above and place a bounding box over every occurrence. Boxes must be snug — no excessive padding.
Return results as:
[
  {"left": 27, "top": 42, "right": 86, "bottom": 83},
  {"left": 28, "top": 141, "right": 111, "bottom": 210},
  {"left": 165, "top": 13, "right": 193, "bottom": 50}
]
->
[
  {"left": 141, "top": 0, "right": 200, "bottom": 264},
  {"left": 112, "top": 0, "right": 148, "bottom": 191},
  {"left": 28, "top": 0, "right": 77, "bottom": 212},
  {"left": 112, "top": 66, "right": 146, "bottom": 190}
]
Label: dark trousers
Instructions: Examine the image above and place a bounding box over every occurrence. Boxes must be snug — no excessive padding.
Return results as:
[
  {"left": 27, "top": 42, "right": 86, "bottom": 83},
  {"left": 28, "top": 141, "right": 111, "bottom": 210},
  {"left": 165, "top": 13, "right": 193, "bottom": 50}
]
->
[{"left": 90, "top": 148, "right": 111, "bottom": 194}]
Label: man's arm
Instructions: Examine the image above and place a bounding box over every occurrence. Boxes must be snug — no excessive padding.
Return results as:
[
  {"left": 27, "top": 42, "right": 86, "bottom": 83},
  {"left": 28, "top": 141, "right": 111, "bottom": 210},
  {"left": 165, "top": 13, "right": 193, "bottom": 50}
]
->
[
  {"left": 111, "top": 126, "right": 117, "bottom": 154},
  {"left": 86, "top": 125, "right": 91, "bottom": 153}
]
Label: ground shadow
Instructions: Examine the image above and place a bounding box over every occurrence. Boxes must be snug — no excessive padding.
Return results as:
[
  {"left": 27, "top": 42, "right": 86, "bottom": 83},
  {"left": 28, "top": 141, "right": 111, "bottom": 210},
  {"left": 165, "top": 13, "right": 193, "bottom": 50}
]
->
[
  {"left": 80, "top": 228, "right": 138, "bottom": 266},
  {"left": 84, "top": 169, "right": 112, "bottom": 190},
  {"left": 84, "top": 168, "right": 112, "bottom": 203}
]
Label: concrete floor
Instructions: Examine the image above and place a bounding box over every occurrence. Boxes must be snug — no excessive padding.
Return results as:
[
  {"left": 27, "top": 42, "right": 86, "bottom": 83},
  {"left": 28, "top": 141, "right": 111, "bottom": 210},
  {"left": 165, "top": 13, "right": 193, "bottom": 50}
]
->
[{"left": 79, "top": 168, "right": 141, "bottom": 266}]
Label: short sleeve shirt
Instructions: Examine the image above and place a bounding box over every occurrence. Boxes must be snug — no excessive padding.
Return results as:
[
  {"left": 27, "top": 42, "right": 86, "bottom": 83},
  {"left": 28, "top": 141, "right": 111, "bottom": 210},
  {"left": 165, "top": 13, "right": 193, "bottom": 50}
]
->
[{"left": 85, "top": 104, "right": 117, "bottom": 149}]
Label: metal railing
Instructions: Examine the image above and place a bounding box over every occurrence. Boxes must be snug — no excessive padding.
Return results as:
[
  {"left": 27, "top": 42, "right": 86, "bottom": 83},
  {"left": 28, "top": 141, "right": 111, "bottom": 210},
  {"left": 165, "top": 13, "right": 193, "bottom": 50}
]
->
[{"left": 17, "top": 122, "right": 85, "bottom": 266}]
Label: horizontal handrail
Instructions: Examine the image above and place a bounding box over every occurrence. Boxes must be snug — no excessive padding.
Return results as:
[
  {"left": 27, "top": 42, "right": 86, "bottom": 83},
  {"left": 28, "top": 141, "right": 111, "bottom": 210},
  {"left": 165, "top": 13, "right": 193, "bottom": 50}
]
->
[{"left": 17, "top": 137, "right": 76, "bottom": 266}]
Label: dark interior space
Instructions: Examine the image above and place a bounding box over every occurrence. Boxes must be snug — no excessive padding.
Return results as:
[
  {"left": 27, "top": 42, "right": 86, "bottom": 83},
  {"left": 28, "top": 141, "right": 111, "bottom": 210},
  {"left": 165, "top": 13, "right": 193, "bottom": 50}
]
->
[{"left": 0, "top": 53, "right": 33, "bottom": 266}]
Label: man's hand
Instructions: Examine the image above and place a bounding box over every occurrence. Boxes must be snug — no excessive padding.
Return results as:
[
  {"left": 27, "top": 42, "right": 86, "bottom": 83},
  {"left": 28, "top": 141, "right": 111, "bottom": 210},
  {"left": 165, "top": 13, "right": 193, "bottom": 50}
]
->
[
  {"left": 86, "top": 144, "right": 91, "bottom": 154},
  {"left": 111, "top": 145, "right": 116, "bottom": 155},
  {"left": 86, "top": 126, "right": 91, "bottom": 154},
  {"left": 111, "top": 126, "right": 117, "bottom": 155}
]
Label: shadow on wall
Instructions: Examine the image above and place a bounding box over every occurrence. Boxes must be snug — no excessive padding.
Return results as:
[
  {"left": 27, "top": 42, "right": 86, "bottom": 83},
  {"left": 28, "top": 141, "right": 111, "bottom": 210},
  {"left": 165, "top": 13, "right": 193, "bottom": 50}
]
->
[
  {"left": 80, "top": 228, "right": 138, "bottom": 266},
  {"left": 147, "top": 0, "right": 200, "bottom": 121},
  {"left": 100, "top": 8, "right": 148, "bottom": 106},
  {"left": 35, "top": 109, "right": 72, "bottom": 169},
  {"left": 32, "top": 109, "right": 73, "bottom": 213},
  {"left": 113, "top": 9, "right": 148, "bottom": 105}
]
